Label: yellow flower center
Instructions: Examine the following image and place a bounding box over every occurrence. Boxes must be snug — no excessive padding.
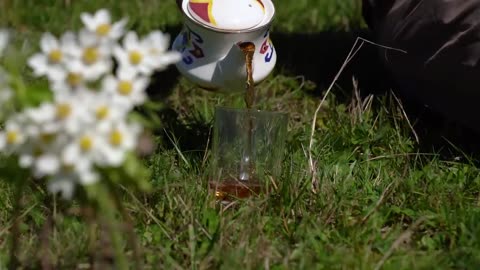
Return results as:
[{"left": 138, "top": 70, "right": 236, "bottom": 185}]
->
[
  {"left": 48, "top": 49, "right": 63, "bottom": 63},
  {"left": 117, "top": 81, "right": 133, "bottom": 96},
  {"left": 67, "top": 72, "right": 83, "bottom": 87},
  {"left": 56, "top": 103, "right": 72, "bottom": 119},
  {"left": 6, "top": 131, "right": 19, "bottom": 144},
  {"left": 109, "top": 130, "right": 123, "bottom": 146},
  {"left": 82, "top": 47, "right": 99, "bottom": 65},
  {"left": 40, "top": 133, "right": 56, "bottom": 144},
  {"left": 96, "top": 24, "right": 111, "bottom": 36},
  {"left": 95, "top": 106, "right": 109, "bottom": 120},
  {"left": 79, "top": 135, "right": 93, "bottom": 151},
  {"left": 129, "top": 50, "right": 143, "bottom": 65}
]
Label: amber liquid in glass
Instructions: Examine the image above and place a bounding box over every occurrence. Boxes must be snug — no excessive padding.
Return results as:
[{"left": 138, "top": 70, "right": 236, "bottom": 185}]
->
[{"left": 209, "top": 179, "right": 262, "bottom": 201}]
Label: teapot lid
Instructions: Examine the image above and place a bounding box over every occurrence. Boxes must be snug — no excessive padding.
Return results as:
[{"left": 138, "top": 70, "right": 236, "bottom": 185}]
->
[{"left": 187, "top": 0, "right": 267, "bottom": 31}]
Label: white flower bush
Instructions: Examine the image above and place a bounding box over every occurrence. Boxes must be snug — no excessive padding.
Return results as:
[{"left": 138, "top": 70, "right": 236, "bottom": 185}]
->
[{"left": 0, "top": 9, "right": 181, "bottom": 199}]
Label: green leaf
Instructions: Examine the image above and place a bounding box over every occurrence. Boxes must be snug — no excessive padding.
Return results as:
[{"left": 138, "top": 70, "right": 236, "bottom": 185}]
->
[{"left": 0, "top": 155, "right": 29, "bottom": 183}]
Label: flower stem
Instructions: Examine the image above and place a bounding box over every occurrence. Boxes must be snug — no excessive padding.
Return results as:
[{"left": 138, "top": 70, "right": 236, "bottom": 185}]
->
[
  {"left": 40, "top": 208, "right": 53, "bottom": 270},
  {"left": 95, "top": 184, "right": 129, "bottom": 270},
  {"left": 8, "top": 176, "right": 26, "bottom": 269},
  {"left": 108, "top": 182, "right": 143, "bottom": 270},
  {"left": 82, "top": 206, "right": 98, "bottom": 267}
]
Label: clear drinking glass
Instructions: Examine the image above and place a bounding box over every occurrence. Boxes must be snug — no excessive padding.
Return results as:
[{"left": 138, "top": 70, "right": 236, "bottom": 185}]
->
[{"left": 208, "top": 107, "right": 288, "bottom": 202}]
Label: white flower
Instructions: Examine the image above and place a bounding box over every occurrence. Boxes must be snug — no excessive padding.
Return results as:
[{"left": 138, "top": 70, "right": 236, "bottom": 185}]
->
[
  {"left": 98, "top": 121, "right": 142, "bottom": 167},
  {"left": 81, "top": 9, "right": 127, "bottom": 41},
  {"left": 28, "top": 32, "right": 76, "bottom": 81},
  {"left": 0, "top": 29, "right": 9, "bottom": 57},
  {"left": 48, "top": 164, "right": 99, "bottom": 200},
  {"left": 145, "top": 31, "right": 181, "bottom": 71},
  {"left": 102, "top": 67, "right": 149, "bottom": 108},
  {"left": 16, "top": 109, "right": 71, "bottom": 178},
  {"left": 62, "top": 129, "right": 103, "bottom": 173},
  {"left": 47, "top": 173, "right": 77, "bottom": 200},
  {"left": 55, "top": 91, "right": 95, "bottom": 134},
  {"left": 26, "top": 92, "right": 93, "bottom": 136},
  {"left": 29, "top": 153, "right": 62, "bottom": 178},
  {"left": 51, "top": 60, "right": 88, "bottom": 93},
  {"left": 0, "top": 117, "right": 27, "bottom": 153},
  {"left": 66, "top": 29, "right": 112, "bottom": 81},
  {"left": 87, "top": 91, "right": 129, "bottom": 132},
  {"left": 16, "top": 132, "right": 66, "bottom": 178},
  {"left": 113, "top": 31, "right": 156, "bottom": 75},
  {"left": 23, "top": 102, "right": 58, "bottom": 136}
]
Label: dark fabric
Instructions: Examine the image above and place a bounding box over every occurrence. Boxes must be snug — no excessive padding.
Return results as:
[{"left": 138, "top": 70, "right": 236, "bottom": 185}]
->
[{"left": 362, "top": 0, "right": 480, "bottom": 133}]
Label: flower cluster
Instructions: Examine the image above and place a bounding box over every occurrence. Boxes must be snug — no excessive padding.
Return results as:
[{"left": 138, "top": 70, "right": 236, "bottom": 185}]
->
[{"left": 0, "top": 10, "right": 181, "bottom": 199}]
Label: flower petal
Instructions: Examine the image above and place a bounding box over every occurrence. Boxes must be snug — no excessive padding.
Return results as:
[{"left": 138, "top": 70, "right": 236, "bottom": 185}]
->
[
  {"left": 79, "top": 29, "right": 98, "bottom": 47},
  {"left": 19, "top": 155, "right": 33, "bottom": 168},
  {"left": 78, "top": 169, "right": 99, "bottom": 185},
  {"left": 25, "top": 102, "right": 56, "bottom": 123},
  {"left": 28, "top": 54, "right": 48, "bottom": 76},
  {"left": 134, "top": 76, "right": 149, "bottom": 91},
  {"left": 0, "top": 29, "right": 9, "bottom": 56},
  {"left": 48, "top": 177, "right": 76, "bottom": 200},
  {"left": 113, "top": 45, "right": 128, "bottom": 66},
  {"left": 62, "top": 144, "right": 80, "bottom": 165},
  {"left": 110, "top": 18, "right": 128, "bottom": 39},
  {"left": 40, "top": 32, "right": 58, "bottom": 52},
  {"left": 117, "top": 66, "right": 137, "bottom": 80},
  {"left": 35, "top": 154, "right": 60, "bottom": 176},
  {"left": 102, "top": 75, "right": 118, "bottom": 93},
  {"left": 95, "top": 9, "right": 111, "bottom": 24},
  {"left": 123, "top": 31, "right": 138, "bottom": 51},
  {"left": 157, "top": 52, "right": 182, "bottom": 66},
  {"left": 80, "top": 13, "right": 96, "bottom": 31},
  {"left": 147, "top": 31, "right": 170, "bottom": 51},
  {"left": 46, "top": 66, "right": 67, "bottom": 83},
  {"left": 61, "top": 31, "right": 77, "bottom": 50},
  {"left": 0, "top": 133, "right": 6, "bottom": 151}
]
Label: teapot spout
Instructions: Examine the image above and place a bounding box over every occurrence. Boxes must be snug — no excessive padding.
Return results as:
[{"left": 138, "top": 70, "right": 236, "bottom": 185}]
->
[{"left": 212, "top": 42, "right": 255, "bottom": 91}]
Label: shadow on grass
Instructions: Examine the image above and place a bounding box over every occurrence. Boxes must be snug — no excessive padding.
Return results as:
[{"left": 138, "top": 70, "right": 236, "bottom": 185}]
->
[
  {"left": 273, "top": 29, "right": 392, "bottom": 98},
  {"left": 274, "top": 29, "right": 480, "bottom": 161},
  {"left": 144, "top": 24, "right": 211, "bottom": 158},
  {"left": 146, "top": 25, "right": 480, "bottom": 161}
]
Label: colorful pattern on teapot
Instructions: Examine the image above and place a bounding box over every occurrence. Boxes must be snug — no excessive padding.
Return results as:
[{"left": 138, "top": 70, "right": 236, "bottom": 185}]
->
[
  {"left": 179, "top": 26, "right": 205, "bottom": 65},
  {"left": 260, "top": 29, "right": 274, "bottom": 63},
  {"left": 188, "top": 0, "right": 216, "bottom": 26},
  {"left": 188, "top": 0, "right": 265, "bottom": 27}
]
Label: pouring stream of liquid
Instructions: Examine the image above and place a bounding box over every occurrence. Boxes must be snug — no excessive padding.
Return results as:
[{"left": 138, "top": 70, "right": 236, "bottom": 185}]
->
[
  {"left": 239, "top": 42, "right": 256, "bottom": 181},
  {"left": 240, "top": 42, "right": 256, "bottom": 109}
]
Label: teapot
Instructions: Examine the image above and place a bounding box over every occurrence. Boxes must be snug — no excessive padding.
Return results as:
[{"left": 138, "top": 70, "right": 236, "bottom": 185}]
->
[{"left": 172, "top": 0, "right": 277, "bottom": 92}]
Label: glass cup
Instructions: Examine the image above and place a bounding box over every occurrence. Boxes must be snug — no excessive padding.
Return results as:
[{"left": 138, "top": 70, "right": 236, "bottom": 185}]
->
[{"left": 208, "top": 107, "right": 288, "bottom": 202}]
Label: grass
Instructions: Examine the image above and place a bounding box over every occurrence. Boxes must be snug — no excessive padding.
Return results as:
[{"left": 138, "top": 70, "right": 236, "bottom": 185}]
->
[{"left": 1, "top": 0, "right": 480, "bottom": 269}]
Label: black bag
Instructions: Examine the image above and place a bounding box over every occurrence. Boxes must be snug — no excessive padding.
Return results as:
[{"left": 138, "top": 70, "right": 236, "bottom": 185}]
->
[{"left": 363, "top": 0, "right": 480, "bottom": 132}]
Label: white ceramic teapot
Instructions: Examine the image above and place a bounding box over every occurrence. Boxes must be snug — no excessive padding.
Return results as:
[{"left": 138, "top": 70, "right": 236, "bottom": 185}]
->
[{"left": 172, "top": 0, "right": 276, "bottom": 92}]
